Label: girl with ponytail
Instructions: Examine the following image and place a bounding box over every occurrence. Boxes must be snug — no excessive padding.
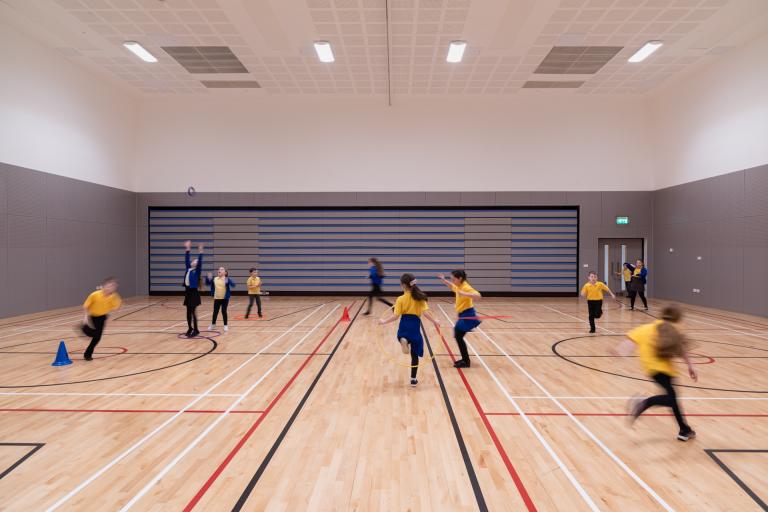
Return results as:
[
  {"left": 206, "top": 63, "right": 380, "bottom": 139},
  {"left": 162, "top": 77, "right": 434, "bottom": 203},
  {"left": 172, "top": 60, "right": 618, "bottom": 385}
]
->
[
  {"left": 379, "top": 273, "right": 439, "bottom": 387},
  {"left": 614, "top": 305, "right": 698, "bottom": 441}
]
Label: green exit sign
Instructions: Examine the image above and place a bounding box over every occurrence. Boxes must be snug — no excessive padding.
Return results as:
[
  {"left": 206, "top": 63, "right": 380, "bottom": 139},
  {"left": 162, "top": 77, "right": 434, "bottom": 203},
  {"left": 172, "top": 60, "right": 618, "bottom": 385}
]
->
[{"left": 616, "top": 216, "right": 630, "bottom": 225}]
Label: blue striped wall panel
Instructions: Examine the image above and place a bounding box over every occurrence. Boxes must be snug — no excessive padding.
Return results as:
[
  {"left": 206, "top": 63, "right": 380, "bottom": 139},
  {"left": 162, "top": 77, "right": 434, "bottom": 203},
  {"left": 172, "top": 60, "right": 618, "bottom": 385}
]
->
[{"left": 148, "top": 208, "right": 578, "bottom": 294}]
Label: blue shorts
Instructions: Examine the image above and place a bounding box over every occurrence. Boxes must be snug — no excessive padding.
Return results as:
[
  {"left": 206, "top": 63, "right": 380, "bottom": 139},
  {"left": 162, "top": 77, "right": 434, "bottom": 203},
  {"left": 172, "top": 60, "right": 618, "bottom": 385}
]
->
[
  {"left": 455, "top": 308, "right": 481, "bottom": 333},
  {"left": 396, "top": 314, "right": 424, "bottom": 358}
]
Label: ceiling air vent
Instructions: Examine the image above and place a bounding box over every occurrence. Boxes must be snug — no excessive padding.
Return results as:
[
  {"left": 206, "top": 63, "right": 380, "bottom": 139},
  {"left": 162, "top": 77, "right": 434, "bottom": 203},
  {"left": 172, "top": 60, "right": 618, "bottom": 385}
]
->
[
  {"left": 163, "top": 46, "right": 248, "bottom": 74},
  {"left": 523, "top": 81, "right": 584, "bottom": 89},
  {"left": 201, "top": 81, "right": 261, "bottom": 88},
  {"left": 534, "top": 46, "right": 622, "bottom": 75}
]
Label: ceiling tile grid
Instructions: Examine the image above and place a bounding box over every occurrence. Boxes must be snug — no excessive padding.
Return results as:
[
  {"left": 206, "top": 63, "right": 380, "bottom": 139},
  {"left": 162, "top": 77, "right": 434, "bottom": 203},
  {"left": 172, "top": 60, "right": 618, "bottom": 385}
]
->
[{"left": 39, "top": 0, "right": 758, "bottom": 96}]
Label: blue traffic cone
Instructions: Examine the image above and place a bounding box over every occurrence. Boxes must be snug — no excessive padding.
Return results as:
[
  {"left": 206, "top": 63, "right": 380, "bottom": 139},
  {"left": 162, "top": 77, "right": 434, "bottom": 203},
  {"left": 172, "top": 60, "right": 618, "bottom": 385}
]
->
[{"left": 51, "top": 341, "right": 72, "bottom": 366}]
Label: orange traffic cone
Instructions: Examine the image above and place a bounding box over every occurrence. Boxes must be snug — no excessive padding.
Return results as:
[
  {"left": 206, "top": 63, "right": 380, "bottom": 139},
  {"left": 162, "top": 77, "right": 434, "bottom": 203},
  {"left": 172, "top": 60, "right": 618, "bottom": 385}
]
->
[{"left": 341, "top": 307, "right": 351, "bottom": 322}]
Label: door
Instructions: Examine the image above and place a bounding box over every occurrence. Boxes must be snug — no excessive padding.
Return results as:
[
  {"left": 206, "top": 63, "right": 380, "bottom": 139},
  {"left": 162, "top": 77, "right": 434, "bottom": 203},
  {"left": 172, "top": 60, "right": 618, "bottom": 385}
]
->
[{"left": 598, "top": 238, "right": 644, "bottom": 294}]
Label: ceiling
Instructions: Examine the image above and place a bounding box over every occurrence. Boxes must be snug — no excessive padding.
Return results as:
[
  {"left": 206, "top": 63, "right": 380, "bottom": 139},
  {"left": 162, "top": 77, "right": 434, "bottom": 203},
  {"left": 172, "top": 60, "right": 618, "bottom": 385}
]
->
[{"left": 2, "top": 0, "right": 767, "bottom": 97}]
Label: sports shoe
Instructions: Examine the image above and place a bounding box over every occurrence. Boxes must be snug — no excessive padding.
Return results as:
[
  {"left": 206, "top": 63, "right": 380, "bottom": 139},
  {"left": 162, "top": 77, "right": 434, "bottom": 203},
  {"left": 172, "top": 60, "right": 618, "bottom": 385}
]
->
[
  {"left": 644, "top": 307, "right": 649, "bottom": 311},
  {"left": 185, "top": 328, "right": 193, "bottom": 337},
  {"left": 190, "top": 329, "right": 200, "bottom": 338},
  {"left": 454, "top": 359, "right": 470, "bottom": 368},
  {"left": 399, "top": 338, "right": 409, "bottom": 354},
  {"left": 627, "top": 395, "right": 644, "bottom": 427},
  {"left": 84, "top": 354, "right": 93, "bottom": 361},
  {"left": 410, "top": 378, "right": 418, "bottom": 387},
  {"left": 677, "top": 428, "right": 696, "bottom": 442},
  {"left": 208, "top": 324, "right": 215, "bottom": 331},
  {"left": 224, "top": 325, "right": 229, "bottom": 332},
  {"left": 589, "top": 328, "right": 596, "bottom": 334}
]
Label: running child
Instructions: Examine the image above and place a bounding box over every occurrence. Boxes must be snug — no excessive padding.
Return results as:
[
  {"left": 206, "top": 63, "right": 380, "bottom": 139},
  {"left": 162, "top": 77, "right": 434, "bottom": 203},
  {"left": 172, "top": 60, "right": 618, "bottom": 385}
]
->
[
  {"left": 614, "top": 305, "right": 697, "bottom": 441},
  {"left": 364, "top": 257, "right": 393, "bottom": 315},
  {"left": 79, "top": 277, "right": 121, "bottom": 361},
  {"left": 183, "top": 240, "right": 204, "bottom": 338},
  {"left": 437, "top": 270, "right": 482, "bottom": 368},
  {"left": 206, "top": 267, "right": 235, "bottom": 332},
  {"left": 245, "top": 268, "right": 263, "bottom": 319},
  {"left": 378, "top": 274, "right": 439, "bottom": 387},
  {"left": 580, "top": 271, "right": 616, "bottom": 333},
  {"left": 615, "top": 263, "right": 632, "bottom": 297}
]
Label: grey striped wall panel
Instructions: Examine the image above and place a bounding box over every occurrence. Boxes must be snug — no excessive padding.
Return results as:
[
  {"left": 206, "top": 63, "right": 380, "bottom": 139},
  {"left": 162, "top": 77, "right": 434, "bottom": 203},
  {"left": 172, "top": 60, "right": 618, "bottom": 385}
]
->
[{"left": 148, "top": 208, "right": 578, "bottom": 294}]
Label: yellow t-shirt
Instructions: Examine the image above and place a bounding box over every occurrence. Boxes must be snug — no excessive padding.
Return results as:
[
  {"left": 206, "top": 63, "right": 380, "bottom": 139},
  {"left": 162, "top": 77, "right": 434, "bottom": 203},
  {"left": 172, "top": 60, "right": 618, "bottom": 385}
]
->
[
  {"left": 581, "top": 281, "right": 610, "bottom": 300},
  {"left": 84, "top": 290, "right": 122, "bottom": 317},
  {"left": 451, "top": 281, "right": 479, "bottom": 313},
  {"left": 247, "top": 276, "right": 261, "bottom": 295},
  {"left": 627, "top": 320, "right": 676, "bottom": 377},
  {"left": 393, "top": 291, "right": 429, "bottom": 316},
  {"left": 633, "top": 267, "right": 643, "bottom": 277},
  {"left": 213, "top": 277, "right": 227, "bottom": 300},
  {"left": 622, "top": 268, "right": 632, "bottom": 281}
]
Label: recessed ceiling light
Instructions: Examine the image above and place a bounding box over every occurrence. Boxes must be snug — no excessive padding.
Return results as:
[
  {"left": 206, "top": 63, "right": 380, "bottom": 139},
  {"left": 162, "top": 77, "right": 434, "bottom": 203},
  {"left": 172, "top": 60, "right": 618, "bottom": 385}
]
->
[
  {"left": 313, "top": 41, "right": 334, "bottom": 63},
  {"left": 123, "top": 41, "right": 157, "bottom": 63},
  {"left": 628, "top": 41, "right": 663, "bottom": 63},
  {"left": 446, "top": 41, "right": 467, "bottom": 63}
]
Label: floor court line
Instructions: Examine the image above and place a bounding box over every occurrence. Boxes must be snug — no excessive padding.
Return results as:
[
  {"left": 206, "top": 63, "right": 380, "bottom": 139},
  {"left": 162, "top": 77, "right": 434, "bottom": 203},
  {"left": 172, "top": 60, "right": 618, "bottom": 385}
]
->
[
  {"left": 431, "top": 325, "right": 536, "bottom": 512},
  {"left": 43, "top": 303, "right": 330, "bottom": 512},
  {"left": 0, "top": 392, "right": 240, "bottom": 398},
  {"left": 0, "top": 408, "right": 265, "bottom": 414},
  {"left": 437, "top": 306, "right": 601, "bottom": 512},
  {"left": 466, "top": 315, "right": 676, "bottom": 512},
  {"left": 119, "top": 304, "right": 342, "bottom": 511}
]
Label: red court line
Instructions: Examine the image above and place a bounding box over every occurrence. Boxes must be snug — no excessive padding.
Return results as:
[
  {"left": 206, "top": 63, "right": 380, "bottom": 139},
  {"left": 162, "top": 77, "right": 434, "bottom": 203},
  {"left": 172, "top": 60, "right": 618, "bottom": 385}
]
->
[
  {"left": 486, "top": 412, "right": 768, "bottom": 418},
  {"left": 183, "top": 302, "right": 353, "bottom": 512},
  {"left": 433, "top": 325, "right": 537, "bottom": 512},
  {"left": 0, "top": 408, "right": 264, "bottom": 414}
]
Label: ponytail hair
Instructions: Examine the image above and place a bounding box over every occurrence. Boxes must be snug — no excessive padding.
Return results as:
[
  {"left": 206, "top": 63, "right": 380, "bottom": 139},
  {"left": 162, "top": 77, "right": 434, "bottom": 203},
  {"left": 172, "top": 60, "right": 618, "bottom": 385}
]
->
[
  {"left": 370, "top": 257, "right": 385, "bottom": 278},
  {"left": 401, "top": 273, "right": 428, "bottom": 302},
  {"left": 451, "top": 269, "right": 467, "bottom": 282},
  {"left": 656, "top": 305, "right": 689, "bottom": 359}
]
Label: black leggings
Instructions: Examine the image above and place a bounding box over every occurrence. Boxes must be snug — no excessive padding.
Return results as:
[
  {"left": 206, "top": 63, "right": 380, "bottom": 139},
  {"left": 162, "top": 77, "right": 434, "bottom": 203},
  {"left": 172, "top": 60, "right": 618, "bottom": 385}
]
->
[
  {"left": 186, "top": 306, "right": 198, "bottom": 332},
  {"left": 587, "top": 300, "right": 603, "bottom": 331},
  {"left": 637, "top": 373, "right": 690, "bottom": 432},
  {"left": 630, "top": 289, "right": 648, "bottom": 308},
  {"left": 410, "top": 346, "right": 419, "bottom": 379},
  {"left": 82, "top": 315, "right": 107, "bottom": 358},
  {"left": 454, "top": 327, "right": 470, "bottom": 363},
  {"left": 365, "top": 284, "right": 393, "bottom": 313},
  {"left": 246, "top": 295, "right": 262, "bottom": 317},
  {"left": 212, "top": 299, "right": 229, "bottom": 325}
]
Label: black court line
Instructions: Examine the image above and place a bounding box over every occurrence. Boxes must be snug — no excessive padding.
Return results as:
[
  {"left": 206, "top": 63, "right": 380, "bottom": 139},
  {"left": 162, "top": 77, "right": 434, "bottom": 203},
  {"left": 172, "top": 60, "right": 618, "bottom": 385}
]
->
[
  {"left": 0, "top": 334, "right": 218, "bottom": 389},
  {"left": 230, "top": 301, "right": 364, "bottom": 511},
  {"left": 421, "top": 324, "right": 489, "bottom": 511},
  {"left": 0, "top": 443, "right": 45, "bottom": 480},
  {"left": 111, "top": 300, "right": 168, "bottom": 321},
  {"left": 705, "top": 449, "right": 768, "bottom": 511}
]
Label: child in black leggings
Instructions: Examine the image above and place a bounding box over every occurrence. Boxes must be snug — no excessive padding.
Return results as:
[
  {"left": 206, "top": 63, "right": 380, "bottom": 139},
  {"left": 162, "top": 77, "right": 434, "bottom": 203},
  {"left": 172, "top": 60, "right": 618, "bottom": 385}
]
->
[
  {"left": 614, "top": 305, "right": 697, "bottom": 441},
  {"left": 182, "top": 241, "right": 204, "bottom": 338}
]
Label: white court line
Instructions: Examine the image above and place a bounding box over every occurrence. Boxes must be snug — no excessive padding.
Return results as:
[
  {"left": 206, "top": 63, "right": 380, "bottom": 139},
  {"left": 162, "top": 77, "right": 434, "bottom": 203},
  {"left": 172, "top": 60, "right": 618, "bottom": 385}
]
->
[
  {"left": 44, "top": 304, "right": 330, "bottom": 512},
  {"left": 462, "top": 310, "right": 677, "bottom": 512},
  {"left": 0, "top": 302, "right": 163, "bottom": 344},
  {"left": 543, "top": 305, "right": 618, "bottom": 335},
  {"left": 683, "top": 315, "right": 768, "bottom": 342},
  {"left": 0, "top": 392, "right": 240, "bottom": 398},
  {"left": 119, "top": 304, "right": 341, "bottom": 511},
  {"left": 437, "top": 306, "right": 601, "bottom": 512}
]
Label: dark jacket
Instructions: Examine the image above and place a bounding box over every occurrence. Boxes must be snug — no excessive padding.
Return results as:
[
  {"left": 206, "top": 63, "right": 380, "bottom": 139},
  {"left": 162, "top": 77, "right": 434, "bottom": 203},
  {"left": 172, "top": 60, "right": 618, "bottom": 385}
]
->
[{"left": 183, "top": 251, "right": 204, "bottom": 289}]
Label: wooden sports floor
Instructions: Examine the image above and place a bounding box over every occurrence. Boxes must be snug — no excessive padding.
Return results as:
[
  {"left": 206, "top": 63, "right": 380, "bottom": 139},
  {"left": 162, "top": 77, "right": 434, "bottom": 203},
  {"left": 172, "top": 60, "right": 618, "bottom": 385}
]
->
[{"left": 0, "top": 295, "right": 766, "bottom": 511}]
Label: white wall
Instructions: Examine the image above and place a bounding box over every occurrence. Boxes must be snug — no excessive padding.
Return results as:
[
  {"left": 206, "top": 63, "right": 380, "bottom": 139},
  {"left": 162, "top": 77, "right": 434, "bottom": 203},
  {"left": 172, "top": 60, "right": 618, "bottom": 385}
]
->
[
  {"left": 0, "top": 21, "right": 138, "bottom": 190},
  {"left": 651, "top": 33, "right": 768, "bottom": 189},
  {"left": 132, "top": 94, "right": 655, "bottom": 192}
]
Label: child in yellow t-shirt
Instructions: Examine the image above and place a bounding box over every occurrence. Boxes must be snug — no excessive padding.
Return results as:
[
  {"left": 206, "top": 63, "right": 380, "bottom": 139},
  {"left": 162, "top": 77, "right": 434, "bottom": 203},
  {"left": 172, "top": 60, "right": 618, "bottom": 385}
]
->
[
  {"left": 580, "top": 271, "right": 616, "bottom": 333},
  {"left": 245, "top": 268, "right": 263, "bottom": 319},
  {"left": 80, "top": 277, "right": 122, "bottom": 361},
  {"left": 613, "top": 305, "right": 697, "bottom": 441},
  {"left": 379, "top": 274, "right": 439, "bottom": 386},
  {"left": 437, "top": 270, "right": 482, "bottom": 369}
]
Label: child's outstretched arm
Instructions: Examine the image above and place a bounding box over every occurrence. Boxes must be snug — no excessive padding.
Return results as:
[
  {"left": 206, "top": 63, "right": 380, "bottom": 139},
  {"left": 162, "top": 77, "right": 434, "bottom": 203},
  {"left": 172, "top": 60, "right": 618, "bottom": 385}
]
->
[
  {"left": 682, "top": 351, "right": 698, "bottom": 381},
  {"left": 378, "top": 313, "right": 398, "bottom": 325},
  {"left": 423, "top": 310, "right": 440, "bottom": 327},
  {"left": 436, "top": 273, "right": 453, "bottom": 289}
]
